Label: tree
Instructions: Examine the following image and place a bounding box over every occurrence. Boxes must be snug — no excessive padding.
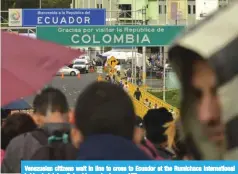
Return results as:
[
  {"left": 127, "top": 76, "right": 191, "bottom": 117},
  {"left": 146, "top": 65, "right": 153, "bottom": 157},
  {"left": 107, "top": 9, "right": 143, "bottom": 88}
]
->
[
  {"left": 41, "top": 0, "right": 72, "bottom": 8},
  {"left": 8, "top": 0, "right": 71, "bottom": 9},
  {"left": 1, "top": 0, "right": 15, "bottom": 23},
  {"left": 15, "top": 0, "right": 40, "bottom": 8}
]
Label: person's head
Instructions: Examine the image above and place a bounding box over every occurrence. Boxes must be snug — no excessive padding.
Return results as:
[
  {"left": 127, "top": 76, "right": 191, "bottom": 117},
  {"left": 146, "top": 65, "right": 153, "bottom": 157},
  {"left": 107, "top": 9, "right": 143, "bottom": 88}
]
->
[
  {"left": 168, "top": 4, "right": 237, "bottom": 159},
  {"left": 143, "top": 108, "right": 174, "bottom": 147},
  {"left": 125, "top": 82, "right": 127, "bottom": 85},
  {"left": 1, "top": 109, "right": 10, "bottom": 126},
  {"left": 134, "top": 116, "right": 145, "bottom": 144},
  {"left": 1, "top": 112, "right": 37, "bottom": 150},
  {"left": 32, "top": 87, "right": 69, "bottom": 126},
  {"left": 191, "top": 59, "right": 223, "bottom": 146},
  {"left": 74, "top": 82, "right": 136, "bottom": 142},
  {"left": 137, "top": 87, "right": 139, "bottom": 91},
  {"left": 145, "top": 98, "right": 148, "bottom": 102}
]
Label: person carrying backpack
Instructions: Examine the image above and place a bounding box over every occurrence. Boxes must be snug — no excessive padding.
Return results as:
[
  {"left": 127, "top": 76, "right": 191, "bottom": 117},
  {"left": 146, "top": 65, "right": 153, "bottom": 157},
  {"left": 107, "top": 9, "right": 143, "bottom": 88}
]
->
[{"left": 1, "top": 87, "right": 77, "bottom": 173}]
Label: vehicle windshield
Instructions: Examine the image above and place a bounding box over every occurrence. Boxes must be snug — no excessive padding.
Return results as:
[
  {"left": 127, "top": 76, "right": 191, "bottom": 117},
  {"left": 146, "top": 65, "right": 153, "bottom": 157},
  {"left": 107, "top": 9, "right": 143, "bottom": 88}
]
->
[{"left": 74, "top": 61, "right": 86, "bottom": 65}]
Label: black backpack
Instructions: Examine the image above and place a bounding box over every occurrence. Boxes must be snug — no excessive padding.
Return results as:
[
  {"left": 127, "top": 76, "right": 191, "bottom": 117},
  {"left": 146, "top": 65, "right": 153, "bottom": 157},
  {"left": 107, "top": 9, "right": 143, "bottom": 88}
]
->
[{"left": 30, "top": 129, "right": 77, "bottom": 160}]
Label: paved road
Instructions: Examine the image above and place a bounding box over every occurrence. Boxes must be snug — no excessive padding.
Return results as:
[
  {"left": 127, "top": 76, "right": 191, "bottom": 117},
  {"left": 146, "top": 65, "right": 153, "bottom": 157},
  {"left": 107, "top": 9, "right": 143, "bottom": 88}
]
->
[
  {"left": 25, "top": 73, "right": 98, "bottom": 108},
  {"left": 24, "top": 72, "right": 161, "bottom": 107}
]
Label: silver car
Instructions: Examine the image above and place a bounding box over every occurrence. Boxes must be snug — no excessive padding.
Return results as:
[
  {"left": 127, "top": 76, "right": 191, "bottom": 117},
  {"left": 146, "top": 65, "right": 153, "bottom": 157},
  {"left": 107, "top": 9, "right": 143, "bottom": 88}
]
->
[{"left": 57, "top": 66, "right": 80, "bottom": 76}]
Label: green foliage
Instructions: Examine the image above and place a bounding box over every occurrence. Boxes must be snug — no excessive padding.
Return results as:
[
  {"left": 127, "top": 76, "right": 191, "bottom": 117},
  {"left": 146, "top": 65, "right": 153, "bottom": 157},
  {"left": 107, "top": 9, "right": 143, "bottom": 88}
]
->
[
  {"left": 42, "top": 0, "right": 72, "bottom": 8},
  {"left": 150, "top": 89, "right": 181, "bottom": 108},
  {"left": 1, "top": 0, "right": 15, "bottom": 10},
  {"left": 1, "top": 0, "right": 71, "bottom": 9},
  {"left": 15, "top": 0, "right": 40, "bottom": 8},
  {"left": 104, "top": 47, "right": 112, "bottom": 52}
]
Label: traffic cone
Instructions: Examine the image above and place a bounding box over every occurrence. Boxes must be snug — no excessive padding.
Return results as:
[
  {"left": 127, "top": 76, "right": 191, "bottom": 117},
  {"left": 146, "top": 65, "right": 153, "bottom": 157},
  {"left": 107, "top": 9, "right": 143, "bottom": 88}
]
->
[
  {"left": 61, "top": 73, "right": 64, "bottom": 79},
  {"left": 97, "top": 75, "right": 102, "bottom": 82},
  {"left": 77, "top": 72, "right": 80, "bottom": 79}
]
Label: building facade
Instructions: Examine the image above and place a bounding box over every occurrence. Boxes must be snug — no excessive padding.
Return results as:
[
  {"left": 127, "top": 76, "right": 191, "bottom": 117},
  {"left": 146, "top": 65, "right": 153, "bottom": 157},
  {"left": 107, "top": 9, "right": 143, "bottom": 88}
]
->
[
  {"left": 71, "top": 0, "right": 229, "bottom": 56},
  {"left": 72, "top": 0, "right": 229, "bottom": 25}
]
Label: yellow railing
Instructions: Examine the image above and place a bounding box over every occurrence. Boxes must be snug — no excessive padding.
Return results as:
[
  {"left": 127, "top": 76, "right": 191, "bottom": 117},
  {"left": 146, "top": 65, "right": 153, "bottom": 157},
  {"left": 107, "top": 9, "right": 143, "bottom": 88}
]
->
[
  {"left": 126, "top": 80, "right": 180, "bottom": 118},
  {"left": 130, "top": 96, "right": 149, "bottom": 118},
  {"left": 101, "top": 75, "right": 180, "bottom": 118}
]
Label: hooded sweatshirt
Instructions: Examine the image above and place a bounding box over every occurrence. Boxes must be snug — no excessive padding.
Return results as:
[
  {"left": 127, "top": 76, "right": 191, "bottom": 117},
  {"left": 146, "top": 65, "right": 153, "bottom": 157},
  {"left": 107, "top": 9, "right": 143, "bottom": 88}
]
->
[{"left": 168, "top": 2, "right": 238, "bottom": 160}]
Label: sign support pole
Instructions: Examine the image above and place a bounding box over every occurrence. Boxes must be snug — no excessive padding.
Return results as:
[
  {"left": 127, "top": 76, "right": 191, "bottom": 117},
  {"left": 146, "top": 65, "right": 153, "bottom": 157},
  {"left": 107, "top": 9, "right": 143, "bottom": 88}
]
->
[{"left": 142, "top": 7, "right": 147, "bottom": 85}]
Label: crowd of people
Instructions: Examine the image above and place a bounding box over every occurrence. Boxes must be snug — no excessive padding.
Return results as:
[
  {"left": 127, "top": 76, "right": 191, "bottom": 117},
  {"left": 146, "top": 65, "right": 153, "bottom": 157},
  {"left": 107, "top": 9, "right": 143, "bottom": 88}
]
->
[
  {"left": 1, "top": 3, "right": 238, "bottom": 173},
  {"left": 1, "top": 81, "right": 190, "bottom": 173}
]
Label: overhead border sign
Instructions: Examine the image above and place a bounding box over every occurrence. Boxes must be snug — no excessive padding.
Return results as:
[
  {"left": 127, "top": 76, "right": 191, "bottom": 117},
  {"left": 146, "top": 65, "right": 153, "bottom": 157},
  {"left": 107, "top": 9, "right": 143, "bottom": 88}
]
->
[
  {"left": 36, "top": 25, "right": 185, "bottom": 46},
  {"left": 8, "top": 8, "right": 106, "bottom": 27}
]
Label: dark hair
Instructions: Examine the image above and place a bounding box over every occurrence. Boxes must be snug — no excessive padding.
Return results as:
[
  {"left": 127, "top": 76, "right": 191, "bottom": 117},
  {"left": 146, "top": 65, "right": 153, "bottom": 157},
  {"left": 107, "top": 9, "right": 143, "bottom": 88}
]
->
[
  {"left": 143, "top": 108, "right": 173, "bottom": 144},
  {"left": 33, "top": 87, "right": 69, "bottom": 116},
  {"left": 75, "top": 82, "right": 135, "bottom": 140},
  {"left": 1, "top": 113, "right": 37, "bottom": 150}
]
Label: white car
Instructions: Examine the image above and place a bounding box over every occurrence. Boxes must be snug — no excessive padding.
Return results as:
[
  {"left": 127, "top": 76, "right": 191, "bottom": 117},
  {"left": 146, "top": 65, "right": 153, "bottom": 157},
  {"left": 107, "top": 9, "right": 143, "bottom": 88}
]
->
[
  {"left": 72, "top": 60, "right": 89, "bottom": 73},
  {"left": 57, "top": 66, "right": 80, "bottom": 76}
]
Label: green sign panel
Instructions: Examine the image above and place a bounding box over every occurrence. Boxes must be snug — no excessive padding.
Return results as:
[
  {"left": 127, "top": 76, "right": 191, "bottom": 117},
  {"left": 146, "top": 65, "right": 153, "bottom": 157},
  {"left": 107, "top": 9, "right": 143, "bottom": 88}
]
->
[{"left": 37, "top": 25, "right": 184, "bottom": 46}]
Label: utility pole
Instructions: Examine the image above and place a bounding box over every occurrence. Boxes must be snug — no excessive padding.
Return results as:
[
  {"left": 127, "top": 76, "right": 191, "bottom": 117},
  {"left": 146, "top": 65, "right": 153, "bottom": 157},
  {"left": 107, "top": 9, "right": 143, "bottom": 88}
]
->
[
  {"left": 162, "top": 53, "right": 166, "bottom": 101},
  {"left": 142, "top": 6, "right": 147, "bottom": 85}
]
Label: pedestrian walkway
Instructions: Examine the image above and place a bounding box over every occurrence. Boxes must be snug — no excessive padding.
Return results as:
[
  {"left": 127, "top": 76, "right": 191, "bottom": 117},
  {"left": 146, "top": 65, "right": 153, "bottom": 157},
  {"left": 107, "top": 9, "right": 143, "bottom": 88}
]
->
[
  {"left": 119, "top": 78, "right": 179, "bottom": 118},
  {"left": 100, "top": 74, "right": 179, "bottom": 118}
]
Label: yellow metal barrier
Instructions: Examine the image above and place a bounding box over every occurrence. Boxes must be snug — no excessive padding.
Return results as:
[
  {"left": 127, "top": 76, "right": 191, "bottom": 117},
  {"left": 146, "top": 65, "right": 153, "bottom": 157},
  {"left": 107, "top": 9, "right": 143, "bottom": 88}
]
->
[
  {"left": 130, "top": 96, "right": 149, "bottom": 118},
  {"left": 103, "top": 76, "right": 180, "bottom": 118},
  {"left": 125, "top": 80, "right": 180, "bottom": 118}
]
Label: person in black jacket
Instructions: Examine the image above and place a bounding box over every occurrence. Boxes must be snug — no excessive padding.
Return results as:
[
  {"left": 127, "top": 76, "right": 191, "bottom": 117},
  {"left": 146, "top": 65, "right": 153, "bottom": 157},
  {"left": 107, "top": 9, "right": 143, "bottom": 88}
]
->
[
  {"left": 143, "top": 108, "right": 176, "bottom": 159},
  {"left": 134, "top": 87, "right": 142, "bottom": 101},
  {"left": 74, "top": 82, "right": 151, "bottom": 160}
]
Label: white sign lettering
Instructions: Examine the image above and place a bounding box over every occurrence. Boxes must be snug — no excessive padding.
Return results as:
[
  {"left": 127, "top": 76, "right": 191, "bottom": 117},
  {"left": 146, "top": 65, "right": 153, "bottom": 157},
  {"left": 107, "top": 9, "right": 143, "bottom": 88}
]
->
[
  {"left": 36, "top": 16, "right": 91, "bottom": 25},
  {"left": 71, "top": 34, "right": 151, "bottom": 44}
]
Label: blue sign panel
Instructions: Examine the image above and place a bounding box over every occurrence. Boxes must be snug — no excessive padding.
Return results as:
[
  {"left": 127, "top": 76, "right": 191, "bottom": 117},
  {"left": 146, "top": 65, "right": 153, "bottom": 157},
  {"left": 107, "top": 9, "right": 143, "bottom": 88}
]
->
[{"left": 22, "top": 9, "right": 106, "bottom": 26}]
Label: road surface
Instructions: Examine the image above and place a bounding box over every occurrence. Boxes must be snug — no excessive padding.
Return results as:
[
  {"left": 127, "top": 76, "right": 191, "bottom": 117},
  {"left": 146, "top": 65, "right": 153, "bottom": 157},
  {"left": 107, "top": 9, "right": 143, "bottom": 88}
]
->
[
  {"left": 25, "top": 73, "right": 98, "bottom": 108},
  {"left": 24, "top": 73, "right": 161, "bottom": 107}
]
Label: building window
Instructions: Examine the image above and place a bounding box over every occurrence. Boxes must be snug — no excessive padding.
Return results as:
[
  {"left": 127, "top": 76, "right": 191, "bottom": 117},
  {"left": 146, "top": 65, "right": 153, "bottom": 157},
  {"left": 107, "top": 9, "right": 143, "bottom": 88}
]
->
[
  {"left": 188, "top": 5, "right": 191, "bottom": 14},
  {"left": 159, "top": 5, "right": 162, "bottom": 14},
  {"left": 97, "top": 4, "right": 102, "bottom": 8},
  {"left": 193, "top": 5, "right": 196, "bottom": 14},
  {"left": 164, "top": 5, "right": 167, "bottom": 14},
  {"left": 119, "top": 4, "right": 132, "bottom": 18}
]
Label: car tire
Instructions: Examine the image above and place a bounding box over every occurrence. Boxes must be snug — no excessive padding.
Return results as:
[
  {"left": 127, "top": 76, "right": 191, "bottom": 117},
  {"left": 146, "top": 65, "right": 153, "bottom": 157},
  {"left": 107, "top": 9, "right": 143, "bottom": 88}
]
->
[{"left": 70, "top": 71, "right": 76, "bottom": 76}]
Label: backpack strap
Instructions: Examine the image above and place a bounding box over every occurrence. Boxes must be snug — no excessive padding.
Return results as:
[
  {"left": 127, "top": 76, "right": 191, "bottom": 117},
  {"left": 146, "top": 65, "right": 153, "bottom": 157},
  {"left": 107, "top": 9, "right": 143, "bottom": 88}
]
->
[{"left": 31, "top": 129, "right": 49, "bottom": 145}]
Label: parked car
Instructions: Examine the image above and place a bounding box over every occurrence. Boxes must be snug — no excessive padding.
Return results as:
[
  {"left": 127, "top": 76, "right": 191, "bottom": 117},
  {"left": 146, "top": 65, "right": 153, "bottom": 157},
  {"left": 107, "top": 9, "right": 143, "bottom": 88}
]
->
[
  {"left": 72, "top": 59, "right": 89, "bottom": 73},
  {"left": 57, "top": 66, "right": 80, "bottom": 76}
]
